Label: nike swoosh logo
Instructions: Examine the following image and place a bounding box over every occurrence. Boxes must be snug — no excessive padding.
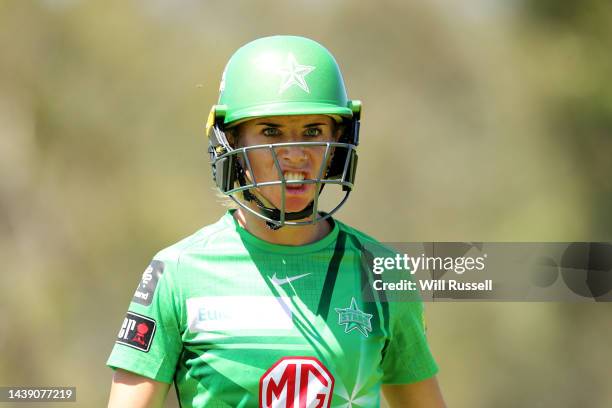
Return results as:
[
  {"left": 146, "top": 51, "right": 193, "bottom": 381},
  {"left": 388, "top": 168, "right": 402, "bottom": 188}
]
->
[{"left": 270, "top": 272, "right": 311, "bottom": 286}]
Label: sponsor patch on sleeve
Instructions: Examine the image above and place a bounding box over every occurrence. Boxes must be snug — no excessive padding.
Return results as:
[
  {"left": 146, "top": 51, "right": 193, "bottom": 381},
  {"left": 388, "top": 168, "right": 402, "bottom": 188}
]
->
[
  {"left": 132, "top": 260, "right": 165, "bottom": 306},
  {"left": 116, "top": 312, "right": 156, "bottom": 352}
]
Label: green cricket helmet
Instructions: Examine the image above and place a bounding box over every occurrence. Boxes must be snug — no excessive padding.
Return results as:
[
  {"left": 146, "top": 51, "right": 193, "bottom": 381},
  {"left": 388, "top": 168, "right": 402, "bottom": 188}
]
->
[{"left": 207, "top": 35, "right": 361, "bottom": 229}]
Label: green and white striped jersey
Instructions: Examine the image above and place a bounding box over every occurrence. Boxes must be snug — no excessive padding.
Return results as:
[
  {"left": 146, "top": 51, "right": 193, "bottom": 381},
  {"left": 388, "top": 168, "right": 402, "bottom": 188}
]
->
[{"left": 107, "top": 210, "right": 438, "bottom": 407}]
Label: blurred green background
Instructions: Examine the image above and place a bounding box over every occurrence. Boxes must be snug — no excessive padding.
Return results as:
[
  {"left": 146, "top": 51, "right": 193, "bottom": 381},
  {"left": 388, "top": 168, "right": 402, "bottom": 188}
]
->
[{"left": 1, "top": 1, "right": 611, "bottom": 407}]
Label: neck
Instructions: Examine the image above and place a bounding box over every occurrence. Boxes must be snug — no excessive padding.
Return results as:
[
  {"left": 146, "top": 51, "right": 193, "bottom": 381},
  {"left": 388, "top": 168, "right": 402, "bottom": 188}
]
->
[{"left": 233, "top": 206, "right": 332, "bottom": 246}]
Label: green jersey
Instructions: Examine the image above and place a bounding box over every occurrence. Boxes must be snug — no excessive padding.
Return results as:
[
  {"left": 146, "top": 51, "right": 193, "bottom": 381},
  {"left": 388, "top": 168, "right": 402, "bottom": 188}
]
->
[{"left": 107, "top": 210, "right": 438, "bottom": 407}]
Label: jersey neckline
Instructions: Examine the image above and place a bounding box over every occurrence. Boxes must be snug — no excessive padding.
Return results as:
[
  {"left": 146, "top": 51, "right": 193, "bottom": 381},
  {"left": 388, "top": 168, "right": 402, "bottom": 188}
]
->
[{"left": 223, "top": 209, "right": 339, "bottom": 254}]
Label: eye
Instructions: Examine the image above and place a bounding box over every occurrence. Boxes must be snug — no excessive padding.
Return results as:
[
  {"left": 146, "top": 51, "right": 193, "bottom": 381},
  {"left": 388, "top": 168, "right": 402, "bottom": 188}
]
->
[
  {"left": 304, "top": 127, "right": 322, "bottom": 137},
  {"left": 262, "top": 127, "right": 281, "bottom": 137}
]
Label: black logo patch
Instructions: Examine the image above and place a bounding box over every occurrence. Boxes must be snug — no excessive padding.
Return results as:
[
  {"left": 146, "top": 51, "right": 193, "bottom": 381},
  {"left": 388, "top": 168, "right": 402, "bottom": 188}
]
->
[
  {"left": 132, "top": 260, "right": 164, "bottom": 306},
  {"left": 116, "top": 312, "right": 156, "bottom": 352}
]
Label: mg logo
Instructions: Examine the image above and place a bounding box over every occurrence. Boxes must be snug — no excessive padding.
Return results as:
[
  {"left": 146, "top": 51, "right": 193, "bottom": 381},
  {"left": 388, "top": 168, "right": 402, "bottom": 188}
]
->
[{"left": 259, "top": 357, "right": 334, "bottom": 408}]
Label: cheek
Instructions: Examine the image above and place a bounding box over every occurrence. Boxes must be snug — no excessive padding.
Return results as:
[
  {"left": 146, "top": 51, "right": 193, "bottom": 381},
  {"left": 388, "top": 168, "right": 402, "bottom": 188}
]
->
[
  {"left": 245, "top": 150, "right": 275, "bottom": 179},
  {"left": 312, "top": 148, "right": 330, "bottom": 170}
]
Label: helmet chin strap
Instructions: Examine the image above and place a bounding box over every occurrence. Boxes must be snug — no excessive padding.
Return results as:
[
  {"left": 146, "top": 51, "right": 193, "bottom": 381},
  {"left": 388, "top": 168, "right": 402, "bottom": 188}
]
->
[
  {"left": 235, "top": 161, "right": 316, "bottom": 230},
  {"left": 244, "top": 189, "right": 315, "bottom": 230}
]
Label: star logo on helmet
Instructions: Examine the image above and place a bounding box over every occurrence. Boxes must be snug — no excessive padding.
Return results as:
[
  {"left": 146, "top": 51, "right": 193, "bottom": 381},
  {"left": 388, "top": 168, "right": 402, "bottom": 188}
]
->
[{"left": 277, "top": 53, "right": 316, "bottom": 94}]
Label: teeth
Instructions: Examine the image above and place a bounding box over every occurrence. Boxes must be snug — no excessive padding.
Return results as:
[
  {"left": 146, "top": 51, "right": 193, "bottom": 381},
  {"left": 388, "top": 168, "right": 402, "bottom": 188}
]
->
[{"left": 284, "top": 171, "right": 305, "bottom": 181}]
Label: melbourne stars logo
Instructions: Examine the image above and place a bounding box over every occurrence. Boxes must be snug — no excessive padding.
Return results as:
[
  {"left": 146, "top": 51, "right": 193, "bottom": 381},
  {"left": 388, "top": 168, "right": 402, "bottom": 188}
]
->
[
  {"left": 335, "top": 297, "right": 373, "bottom": 337},
  {"left": 277, "top": 53, "right": 316, "bottom": 94}
]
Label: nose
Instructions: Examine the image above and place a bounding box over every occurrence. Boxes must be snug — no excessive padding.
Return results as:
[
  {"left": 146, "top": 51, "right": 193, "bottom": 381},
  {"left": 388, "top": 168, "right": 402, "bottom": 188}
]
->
[{"left": 277, "top": 145, "right": 308, "bottom": 165}]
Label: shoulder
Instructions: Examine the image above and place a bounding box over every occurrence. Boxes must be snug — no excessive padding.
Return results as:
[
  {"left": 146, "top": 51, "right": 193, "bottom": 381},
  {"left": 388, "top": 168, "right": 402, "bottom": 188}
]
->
[
  {"left": 334, "top": 219, "right": 395, "bottom": 256},
  {"left": 152, "top": 212, "right": 235, "bottom": 266},
  {"left": 335, "top": 218, "right": 377, "bottom": 244}
]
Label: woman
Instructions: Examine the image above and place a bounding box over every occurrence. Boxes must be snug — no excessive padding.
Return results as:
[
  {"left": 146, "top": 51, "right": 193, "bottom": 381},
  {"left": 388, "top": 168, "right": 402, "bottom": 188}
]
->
[{"left": 107, "top": 35, "right": 446, "bottom": 408}]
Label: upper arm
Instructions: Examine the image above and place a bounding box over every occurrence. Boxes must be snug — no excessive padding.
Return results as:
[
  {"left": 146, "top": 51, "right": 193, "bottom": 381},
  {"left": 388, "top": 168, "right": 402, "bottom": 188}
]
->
[
  {"left": 106, "top": 256, "right": 184, "bottom": 383},
  {"left": 381, "top": 301, "right": 438, "bottom": 384},
  {"left": 382, "top": 376, "right": 446, "bottom": 408},
  {"left": 108, "top": 368, "right": 171, "bottom": 408}
]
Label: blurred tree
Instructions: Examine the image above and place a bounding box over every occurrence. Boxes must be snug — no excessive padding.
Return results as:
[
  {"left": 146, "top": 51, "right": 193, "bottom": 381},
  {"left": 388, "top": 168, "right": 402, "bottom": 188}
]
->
[
  {"left": 519, "top": 0, "right": 612, "bottom": 237},
  {"left": 1, "top": 0, "right": 611, "bottom": 406}
]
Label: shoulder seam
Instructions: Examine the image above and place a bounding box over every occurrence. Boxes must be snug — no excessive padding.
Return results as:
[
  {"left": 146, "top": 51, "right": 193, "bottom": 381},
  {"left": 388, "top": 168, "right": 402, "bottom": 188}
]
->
[
  {"left": 336, "top": 222, "right": 378, "bottom": 247},
  {"left": 174, "top": 220, "right": 233, "bottom": 270}
]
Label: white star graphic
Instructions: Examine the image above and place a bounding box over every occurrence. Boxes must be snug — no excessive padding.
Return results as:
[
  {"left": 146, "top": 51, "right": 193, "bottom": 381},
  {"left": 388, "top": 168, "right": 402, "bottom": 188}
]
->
[{"left": 277, "top": 53, "right": 316, "bottom": 94}]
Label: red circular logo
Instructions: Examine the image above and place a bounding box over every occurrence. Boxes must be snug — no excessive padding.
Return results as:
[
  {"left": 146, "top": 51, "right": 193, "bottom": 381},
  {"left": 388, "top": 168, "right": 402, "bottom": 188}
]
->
[{"left": 259, "top": 357, "right": 334, "bottom": 408}]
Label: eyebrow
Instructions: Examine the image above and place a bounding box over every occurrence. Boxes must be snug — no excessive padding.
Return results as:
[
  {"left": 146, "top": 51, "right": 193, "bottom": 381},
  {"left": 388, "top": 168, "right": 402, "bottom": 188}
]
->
[{"left": 255, "top": 122, "right": 328, "bottom": 127}]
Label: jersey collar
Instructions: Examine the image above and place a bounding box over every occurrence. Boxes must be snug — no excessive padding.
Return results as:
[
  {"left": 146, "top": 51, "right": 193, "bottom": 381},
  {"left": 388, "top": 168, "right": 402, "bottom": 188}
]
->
[{"left": 224, "top": 209, "right": 339, "bottom": 254}]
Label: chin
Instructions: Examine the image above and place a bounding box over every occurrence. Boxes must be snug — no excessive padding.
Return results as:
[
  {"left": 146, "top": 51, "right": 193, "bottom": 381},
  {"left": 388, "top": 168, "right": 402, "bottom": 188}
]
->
[
  {"left": 267, "top": 186, "right": 315, "bottom": 214},
  {"left": 277, "top": 196, "right": 313, "bottom": 214}
]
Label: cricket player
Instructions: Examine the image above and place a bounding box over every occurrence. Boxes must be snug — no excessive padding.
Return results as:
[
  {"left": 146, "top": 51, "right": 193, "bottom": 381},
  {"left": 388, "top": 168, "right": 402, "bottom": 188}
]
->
[{"left": 107, "top": 35, "right": 446, "bottom": 408}]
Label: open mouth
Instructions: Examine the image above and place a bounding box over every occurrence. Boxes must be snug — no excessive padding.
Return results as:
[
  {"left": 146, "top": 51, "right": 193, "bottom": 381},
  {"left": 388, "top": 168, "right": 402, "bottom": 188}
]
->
[{"left": 283, "top": 171, "right": 308, "bottom": 192}]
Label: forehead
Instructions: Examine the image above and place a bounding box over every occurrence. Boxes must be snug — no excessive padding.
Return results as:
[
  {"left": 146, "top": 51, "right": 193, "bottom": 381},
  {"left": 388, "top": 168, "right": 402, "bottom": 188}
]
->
[{"left": 240, "top": 114, "right": 335, "bottom": 128}]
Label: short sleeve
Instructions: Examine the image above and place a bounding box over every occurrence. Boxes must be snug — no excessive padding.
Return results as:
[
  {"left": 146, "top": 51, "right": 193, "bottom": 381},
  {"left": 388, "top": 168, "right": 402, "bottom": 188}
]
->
[
  {"left": 106, "top": 253, "right": 183, "bottom": 383},
  {"left": 380, "top": 300, "right": 439, "bottom": 384}
]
